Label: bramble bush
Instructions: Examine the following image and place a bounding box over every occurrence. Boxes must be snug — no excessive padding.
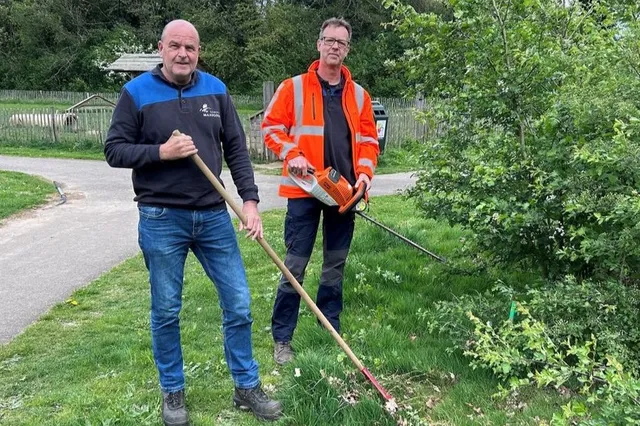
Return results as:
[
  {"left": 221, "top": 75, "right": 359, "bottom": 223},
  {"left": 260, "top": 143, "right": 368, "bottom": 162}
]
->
[
  {"left": 466, "top": 304, "right": 640, "bottom": 426},
  {"left": 426, "top": 277, "right": 640, "bottom": 375}
]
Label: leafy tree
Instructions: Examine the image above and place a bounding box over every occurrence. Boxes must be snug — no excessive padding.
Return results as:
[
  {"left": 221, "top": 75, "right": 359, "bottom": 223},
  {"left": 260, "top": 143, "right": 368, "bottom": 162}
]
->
[
  {"left": 190, "top": 0, "right": 264, "bottom": 93},
  {"left": 244, "top": 2, "right": 318, "bottom": 87},
  {"left": 0, "top": 0, "right": 447, "bottom": 94},
  {"left": 385, "top": 0, "right": 640, "bottom": 279}
]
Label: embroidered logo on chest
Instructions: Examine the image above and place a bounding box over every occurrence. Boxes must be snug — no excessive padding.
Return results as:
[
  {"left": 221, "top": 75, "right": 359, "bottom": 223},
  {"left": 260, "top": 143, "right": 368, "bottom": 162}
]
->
[{"left": 199, "top": 103, "right": 220, "bottom": 118}]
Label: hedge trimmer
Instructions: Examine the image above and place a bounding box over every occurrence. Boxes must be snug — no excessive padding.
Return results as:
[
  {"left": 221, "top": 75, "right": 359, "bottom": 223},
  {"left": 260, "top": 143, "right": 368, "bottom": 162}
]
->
[{"left": 289, "top": 167, "right": 446, "bottom": 263}]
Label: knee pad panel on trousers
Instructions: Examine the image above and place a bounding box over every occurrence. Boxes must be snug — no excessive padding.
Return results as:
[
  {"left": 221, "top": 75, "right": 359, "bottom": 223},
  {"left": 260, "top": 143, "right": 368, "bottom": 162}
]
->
[
  {"left": 278, "top": 253, "right": 311, "bottom": 293},
  {"left": 320, "top": 249, "right": 349, "bottom": 287}
]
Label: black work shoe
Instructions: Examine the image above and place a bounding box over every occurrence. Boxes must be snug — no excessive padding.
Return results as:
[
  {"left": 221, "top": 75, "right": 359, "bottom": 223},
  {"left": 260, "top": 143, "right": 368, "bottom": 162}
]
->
[
  {"left": 162, "top": 389, "right": 189, "bottom": 426},
  {"left": 233, "top": 383, "right": 283, "bottom": 421},
  {"left": 273, "top": 341, "right": 294, "bottom": 365}
]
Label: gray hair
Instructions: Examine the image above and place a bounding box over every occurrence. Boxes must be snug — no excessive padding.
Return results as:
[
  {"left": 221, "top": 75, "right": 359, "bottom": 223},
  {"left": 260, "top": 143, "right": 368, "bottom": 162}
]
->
[{"left": 319, "top": 17, "right": 352, "bottom": 41}]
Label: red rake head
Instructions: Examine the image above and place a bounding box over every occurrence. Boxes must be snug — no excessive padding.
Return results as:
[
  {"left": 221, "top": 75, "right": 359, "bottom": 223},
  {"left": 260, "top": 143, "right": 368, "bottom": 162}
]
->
[{"left": 360, "top": 367, "right": 394, "bottom": 401}]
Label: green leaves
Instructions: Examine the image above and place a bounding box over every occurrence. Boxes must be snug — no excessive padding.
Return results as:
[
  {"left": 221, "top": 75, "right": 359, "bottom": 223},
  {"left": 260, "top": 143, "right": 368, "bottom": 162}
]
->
[
  {"left": 0, "top": 0, "right": 421, "bottom": 94},
  {"left": 428, "top": 273, "right": 640, "bottom": 424},
  {"left": 390, "top": 0, "right": 640, "bottom": 280}
]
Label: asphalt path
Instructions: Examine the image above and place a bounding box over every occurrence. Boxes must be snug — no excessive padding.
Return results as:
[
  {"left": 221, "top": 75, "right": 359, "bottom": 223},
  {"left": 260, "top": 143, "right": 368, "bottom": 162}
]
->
[{"left": 0, "top": 155, "right": 415, "bottom": 344}]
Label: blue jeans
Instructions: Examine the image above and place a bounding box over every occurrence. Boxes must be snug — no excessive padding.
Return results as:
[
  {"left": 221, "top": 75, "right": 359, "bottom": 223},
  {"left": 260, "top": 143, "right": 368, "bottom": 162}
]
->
[
  {"left": 137, "top": 205, "right": 260, "bottom": 392},
  {"left": 272, "top": 198, "right": 355, "bottom": 342}
]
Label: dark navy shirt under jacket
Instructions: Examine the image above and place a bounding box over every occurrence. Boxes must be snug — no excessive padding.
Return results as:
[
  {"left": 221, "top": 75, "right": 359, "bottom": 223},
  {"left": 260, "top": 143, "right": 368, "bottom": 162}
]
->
[{"left": 318, "top": 73, "right": 355, "bottom": 185}]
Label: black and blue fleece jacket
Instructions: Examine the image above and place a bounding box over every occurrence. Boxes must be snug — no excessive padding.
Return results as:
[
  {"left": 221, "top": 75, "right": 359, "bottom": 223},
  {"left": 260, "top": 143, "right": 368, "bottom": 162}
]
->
[{"left": 104, "top": 65, "right": 259, "bottom": 209}]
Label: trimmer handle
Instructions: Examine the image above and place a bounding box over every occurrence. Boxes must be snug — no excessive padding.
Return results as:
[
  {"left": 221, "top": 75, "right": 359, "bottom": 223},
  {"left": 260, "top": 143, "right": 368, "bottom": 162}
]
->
[{"left": 338, "top": 182, "right": 367, "bottom": 214}]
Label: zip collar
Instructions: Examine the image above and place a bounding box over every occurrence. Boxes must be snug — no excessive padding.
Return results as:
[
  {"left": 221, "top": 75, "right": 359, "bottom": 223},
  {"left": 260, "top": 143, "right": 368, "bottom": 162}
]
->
[
  {"left": 307, "top": 60, "right": 353, "bottom": 87},
  {"left": 151, "top": 64, "right": 199, "bottom": 90}
]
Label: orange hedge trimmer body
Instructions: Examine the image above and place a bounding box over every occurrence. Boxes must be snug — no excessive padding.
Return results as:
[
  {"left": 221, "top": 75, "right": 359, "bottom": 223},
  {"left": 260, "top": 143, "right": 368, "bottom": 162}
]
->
[{"left": 299, "top": 167, "right": 367, "bottom": 214}]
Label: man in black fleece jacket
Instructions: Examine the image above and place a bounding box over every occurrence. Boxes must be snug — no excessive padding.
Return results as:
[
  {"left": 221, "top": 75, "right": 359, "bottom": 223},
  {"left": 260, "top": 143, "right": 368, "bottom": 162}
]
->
[{"left": 104, "top": 19, "right": 281, "bottom": 426}]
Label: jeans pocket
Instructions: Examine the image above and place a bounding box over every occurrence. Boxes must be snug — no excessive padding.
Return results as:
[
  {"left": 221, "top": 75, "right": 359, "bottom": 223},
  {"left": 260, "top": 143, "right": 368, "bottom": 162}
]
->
[{"left": 138, "top": 205, "right": 166, "bottom": 219}]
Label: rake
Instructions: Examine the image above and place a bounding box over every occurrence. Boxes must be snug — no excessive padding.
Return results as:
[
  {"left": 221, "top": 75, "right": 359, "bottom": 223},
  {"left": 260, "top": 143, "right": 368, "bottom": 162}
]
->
[{"left": 174, "top": 130, "right": 395, "bottom": 404}]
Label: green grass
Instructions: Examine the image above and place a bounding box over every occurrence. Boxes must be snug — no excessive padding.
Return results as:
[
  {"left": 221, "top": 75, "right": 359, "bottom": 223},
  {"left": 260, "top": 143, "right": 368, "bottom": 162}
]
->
[
  {"left": 0, "top": 196, "right": 564, "bottom": 425},
  {"left": 0, "top": 145, "right": 105, "bottom": 160},
  {"left": 0, "top": 170, "right": 55, "bottom": 220},
  {"left": 375, "top": 142, "right": 423, "bottom": 174}
]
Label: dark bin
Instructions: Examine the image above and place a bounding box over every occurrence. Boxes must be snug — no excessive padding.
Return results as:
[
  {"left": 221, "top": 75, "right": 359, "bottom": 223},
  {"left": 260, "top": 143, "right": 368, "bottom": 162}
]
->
[{"left": 372, "top": 101, "right": 388, "bottom": 154}]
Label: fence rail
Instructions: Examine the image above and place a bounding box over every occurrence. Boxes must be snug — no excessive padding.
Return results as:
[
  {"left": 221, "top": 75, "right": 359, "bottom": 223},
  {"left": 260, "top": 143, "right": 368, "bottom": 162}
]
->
[{"left": 0, "top": 90, "right": 443, "bottom": 161}]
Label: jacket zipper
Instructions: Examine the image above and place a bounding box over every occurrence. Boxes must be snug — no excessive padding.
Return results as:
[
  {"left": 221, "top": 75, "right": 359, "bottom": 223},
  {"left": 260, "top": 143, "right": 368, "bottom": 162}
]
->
[{"left": 312, "top": 93, "right": 316, "bottom": 120}]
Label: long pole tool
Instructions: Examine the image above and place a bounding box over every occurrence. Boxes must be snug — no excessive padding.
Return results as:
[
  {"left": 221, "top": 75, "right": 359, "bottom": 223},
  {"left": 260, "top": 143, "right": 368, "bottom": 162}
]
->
[
  {"left": 356, "top": 212, "right": 446, "bottom": 263},
  {"left": 177, "top": 132, "right": 394, "bottom": 403}
]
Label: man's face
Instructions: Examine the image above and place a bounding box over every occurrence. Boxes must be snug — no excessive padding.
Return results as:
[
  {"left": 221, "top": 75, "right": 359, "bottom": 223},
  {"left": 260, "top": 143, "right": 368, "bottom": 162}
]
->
[
  {"left": 158, "top": 22, "right": 200, "bottom": 85},
  {"left": 317, "top": 25, "right": 350, "bottom": 67}
]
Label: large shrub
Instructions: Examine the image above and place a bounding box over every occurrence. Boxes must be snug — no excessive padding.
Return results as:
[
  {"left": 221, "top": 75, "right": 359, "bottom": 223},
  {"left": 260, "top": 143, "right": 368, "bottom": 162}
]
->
[
  {"left": 388, "top": 0, "right": 640, "bottom": 421},
  {"left": 385, "top": 0, "right": 640, "bottom": 280}
]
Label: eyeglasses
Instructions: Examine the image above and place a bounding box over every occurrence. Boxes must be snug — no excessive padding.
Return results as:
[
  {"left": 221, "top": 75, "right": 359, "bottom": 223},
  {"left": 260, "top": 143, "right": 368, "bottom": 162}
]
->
[{"left": 320, "top": 37, "right": 350, "bottom": 49}]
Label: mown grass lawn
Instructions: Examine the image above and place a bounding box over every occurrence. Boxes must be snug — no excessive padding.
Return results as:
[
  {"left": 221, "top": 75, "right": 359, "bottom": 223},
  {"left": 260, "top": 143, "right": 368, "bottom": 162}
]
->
[
  {"left": 0, "top": 170, "right": 55, "bottom": 220},
  {"left": 0, "top": 196, "right": 563, "bottom": 425},
  {"left": 0, "top": 145, "right": 106, "bottom": 160},
  {"left": 375, "top": 145, "right": 421, "bottom": 174}
]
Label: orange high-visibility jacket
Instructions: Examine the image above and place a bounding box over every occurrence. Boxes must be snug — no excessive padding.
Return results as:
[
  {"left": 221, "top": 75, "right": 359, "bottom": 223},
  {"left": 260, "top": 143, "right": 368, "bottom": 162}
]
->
[{"left": 262, "top": 60, "right": 380, "bottom": 199}]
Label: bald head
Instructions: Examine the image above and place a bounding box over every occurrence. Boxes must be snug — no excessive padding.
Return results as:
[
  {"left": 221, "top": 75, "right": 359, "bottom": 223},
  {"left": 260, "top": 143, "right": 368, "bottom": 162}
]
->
[
  {"left": 161, "top": 20, "right": 200, "bottom": 44},
  {"left": 158, "top": 19, "right": 200, "bottom": 85}
]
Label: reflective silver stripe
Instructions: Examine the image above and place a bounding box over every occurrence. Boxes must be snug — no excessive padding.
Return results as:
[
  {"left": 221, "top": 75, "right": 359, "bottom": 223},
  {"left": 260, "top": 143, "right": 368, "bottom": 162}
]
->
[
  {"left": 281, "top": 176, "right": 299, "bottom": 187},
  {"left": 292, "top": 75, "right": 304, "bottom": 146},
  {"left": 292, "top": 76, "right": 304, "bottom": 126},
  {"left": 355, "top": 133, "right": 379, "bottom": 146},
  {"left": 358, "top": 158, "right": 375, "bottom": 170},
  {"left": 264, "top": 82, "right": 294, "bottom": 157},
  {"left": 353, "top": 83, "right": 365, "bottom": 115},
  {"left": 359, "top": 136, "right": 379, "bottom": 145},
  {"left": 263, "top": 124, "right": 288, "bottom": 134},
  {"left": 262, "top": 127, "right": 287, "bottom": 141},
  {"left": 264, "top": 130, "right": 287, "bottom": 148},
  {"left": 280, "top": 143, "right": 297, "bottom": 160},
  {"left": 265, "top": 81, "right": 287, "bottom": 117},
  {"left": 290, "top": 125, "right": 324, "bottom": 137}
]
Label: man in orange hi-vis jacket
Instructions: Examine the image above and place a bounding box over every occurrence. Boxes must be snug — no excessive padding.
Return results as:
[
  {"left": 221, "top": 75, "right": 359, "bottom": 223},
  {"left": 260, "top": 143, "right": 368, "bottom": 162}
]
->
[{"left": 262, "top": 17, "right": 380, "bottom": 365}]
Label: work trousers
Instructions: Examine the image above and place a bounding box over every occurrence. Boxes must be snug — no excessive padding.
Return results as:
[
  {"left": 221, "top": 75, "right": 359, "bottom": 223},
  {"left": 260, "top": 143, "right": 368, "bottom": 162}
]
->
[{"left": 271, "top": 198, "right": 355, "bottom": 342}]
